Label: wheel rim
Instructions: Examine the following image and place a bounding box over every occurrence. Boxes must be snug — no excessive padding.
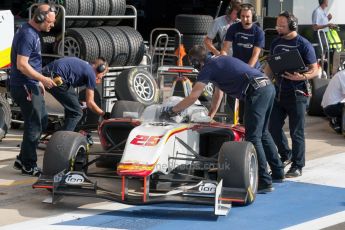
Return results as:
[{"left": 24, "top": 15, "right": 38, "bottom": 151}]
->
[
  {"left": 249, "top": 150, "right": 258, "bottom": 192},
  {"left": 133, "top": 73, "right": 155, "bottom": 102},
  {"left": 73, "top": 145, "right": 87, "bottom": 171},
  {"left": 60, "top": 37, "right": 81, "bottom": 57}
]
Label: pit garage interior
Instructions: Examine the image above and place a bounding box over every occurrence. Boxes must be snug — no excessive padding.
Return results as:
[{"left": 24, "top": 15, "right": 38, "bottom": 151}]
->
[{"left": 0, "top": 0, "right": 345, "bottom": 229}]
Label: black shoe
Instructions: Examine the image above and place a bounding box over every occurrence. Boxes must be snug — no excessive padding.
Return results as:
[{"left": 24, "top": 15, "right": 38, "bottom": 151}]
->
[
  {"left": 13, "top": 155, "right": 23, "bottom": 170},
  {"left": 86, "top": 134, "right": 94, "bottom": 145},
  {"left": 21, "top": 166, "right": 42, "bottom": 177},
  {"left": 280, "top": 155, "right": 292, "bottom": 167},
  {"left": 285, "top": 167, "right": 302, "bottom": 178},
  {"left": 271, "top": 174, "right": 285, "bottom": 183},
  {"left": 330, "top": 118, "right": 342, "bottom": 134},
  {"left": 257, "top": 183, "right": 274, "bottom": 193}
]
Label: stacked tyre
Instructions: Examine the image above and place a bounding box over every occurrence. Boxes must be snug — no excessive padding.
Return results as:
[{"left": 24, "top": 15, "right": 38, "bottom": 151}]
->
[
  {"left": 175, "top": 14, "right": 213, "bottom": 53},
  {"left": 55, "top": 26, "right": 145, "bottom": 66},
  {"left": 54, "top": 0, "right": 126, "bottom": 29}
]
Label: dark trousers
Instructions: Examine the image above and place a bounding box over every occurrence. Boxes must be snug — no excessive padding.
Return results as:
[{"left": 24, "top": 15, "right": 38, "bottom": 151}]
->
[
  {"left": 10, "top": 85, "right": 47, "bottom": 168},
  {"left": 245, "top": 84, "right": 283, "bottom": 185},
  {"left": 323, "top": 102, "right": 344, "bottom": 118},
  {"left": 48, "top": 84, "right": 83, "bottom": 131},
  {"left": 269, "top": 92, "right": 308, "bottom": 169}
]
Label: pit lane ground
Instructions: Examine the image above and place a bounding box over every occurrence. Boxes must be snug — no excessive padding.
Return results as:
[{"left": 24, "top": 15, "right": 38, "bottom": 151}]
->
[{"left": 0, "top": 115, "right": 344, "bottom": 229}]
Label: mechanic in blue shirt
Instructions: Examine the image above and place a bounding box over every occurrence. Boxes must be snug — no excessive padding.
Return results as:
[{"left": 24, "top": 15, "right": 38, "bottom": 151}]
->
[
  {"left": 220, "top": 3, "right": 264, "bottom": 124},
  {"left": 10, "top": 3, "right": 57, "bottom": 176},
  {"left": 43, "top": 57, "right": 110, "bottom": 131},
  {"left": 264, "top": 11, "right": 319, "bottom": 178},
  {"left": 162, "top": 45, "right": 284, "bottom": 193}
]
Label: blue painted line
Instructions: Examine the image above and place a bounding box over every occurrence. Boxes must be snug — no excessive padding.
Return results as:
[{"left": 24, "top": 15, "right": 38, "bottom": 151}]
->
[{"left": 55, "top": 181, "right": 345, "bottom": 229}]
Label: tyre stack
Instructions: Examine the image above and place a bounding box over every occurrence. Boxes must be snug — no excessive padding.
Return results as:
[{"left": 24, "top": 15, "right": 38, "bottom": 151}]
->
[
  {"left": 175, "top": 14, "right": 213, "bottom": 53},
  {"left": 55, "top": 26, "right": 145, "bottom": 66},
  {"left": 43, "top": 0, "right": 146, "bottom": 66}
]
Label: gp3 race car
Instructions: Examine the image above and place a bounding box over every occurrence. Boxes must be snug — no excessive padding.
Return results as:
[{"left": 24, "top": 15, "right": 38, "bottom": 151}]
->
[{"left": 33, "top": 97, "right": 258, "bottom": 216}]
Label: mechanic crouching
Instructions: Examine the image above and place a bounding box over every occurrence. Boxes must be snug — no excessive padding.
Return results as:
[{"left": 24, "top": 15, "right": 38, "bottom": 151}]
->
[
  {"left": 161, "top": 45, "right": 284, "bottom": 193},
  {"left": 42, "top": 57, "right": 111, "bottom": 132}
]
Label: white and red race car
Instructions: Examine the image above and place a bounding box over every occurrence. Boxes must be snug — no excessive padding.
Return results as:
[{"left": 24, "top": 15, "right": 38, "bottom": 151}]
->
[{"left": 33, "top": 97, "right": 258, "bottom": 216}]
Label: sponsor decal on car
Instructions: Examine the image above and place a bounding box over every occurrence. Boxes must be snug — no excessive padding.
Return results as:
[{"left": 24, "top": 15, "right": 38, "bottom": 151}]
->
[
  {"left": 65, "top": 174, "right": 85, "bottom": 185},
  {"left": 198, "top": 182, "right": 217, "bottom": 193}
]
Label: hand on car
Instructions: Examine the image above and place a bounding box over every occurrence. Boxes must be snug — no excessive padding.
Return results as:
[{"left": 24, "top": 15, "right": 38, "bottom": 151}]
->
[
  {"left": 160, "top": 106, "right": 177, "bottom": 120},
  {"left": 103, "top": 112, "right": 111, "bottom": 120}
]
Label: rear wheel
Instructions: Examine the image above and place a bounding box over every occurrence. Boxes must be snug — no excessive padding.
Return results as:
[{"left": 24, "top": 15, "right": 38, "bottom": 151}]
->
[
  {"left": 42, "top": 131, "right": 88, "bottom": 176},
  {"left": 308, "top": 78, "right": 330, "bottom": 116},
  {"left": 0, "top": 94, "right": 11, "bottom": 141},
  {"left": 218, "top": 141, "right": 258, "bottom": 205}
]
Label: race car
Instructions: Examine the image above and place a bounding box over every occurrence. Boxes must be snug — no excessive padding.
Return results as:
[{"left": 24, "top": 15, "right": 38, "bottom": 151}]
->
[{"left": 33, "top": 97, "right": 258, "bottom": 216}]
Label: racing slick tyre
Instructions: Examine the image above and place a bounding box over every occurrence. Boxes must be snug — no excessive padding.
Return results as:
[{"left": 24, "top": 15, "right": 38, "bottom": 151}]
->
[
  {"left": 110, "top": 100, "right": 146, "bottom": 118},
  {"left": 308, "top": 78, "right": 330, "bottom": 116},
  {"left": 175, "top": 14, "right": 213, "bottom": 35},
  {"left": 115, "top": 68, "right": 159, "bottom": 106},
  {"left": 218, "top": 141, "right": 258, "bottom": 205},
  {"left": 0, "top": 94, "right": 11, "bottom": 141},
  {"left": 103, "top": 0, "right": 126, "bottom": 26},
  {"left": 42, "top": 131, "right": 88, "bottom": 176}
]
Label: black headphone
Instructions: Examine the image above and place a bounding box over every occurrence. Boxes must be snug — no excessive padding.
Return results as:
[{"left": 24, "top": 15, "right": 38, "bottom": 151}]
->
[
  {"left": 237, "top": 3, "right": 257, "bottom": 22},
  {"left": 33, "top": 4, "right": 57, "bottom": 23},
  {"left": 95, "top": 57, "right": 107, "bottom": 73},
  {"left": 279, "top": 11, "right": 298, "bottom": 31}
]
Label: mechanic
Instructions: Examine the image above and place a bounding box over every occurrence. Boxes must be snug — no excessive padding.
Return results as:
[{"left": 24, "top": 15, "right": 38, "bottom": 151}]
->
[
  {"left": 264, "top": 11, "right": 319, "bottom": 178},
  {"left": 204, "top": 3, "right": 241, "bottom": 124},
  {"left": 42, "top": 57, "right": 110, "bottom": 132},
  {"left": 321, "top": 69, "right": 345, "bottom": 133},
  {"left": 204, "top": 3, "right": 240, "bottom": 56},
  {"left": 220, "top": 3, "right": 264, "bottom": 124},
  {"left": 161, "top": 45, "right": 284, "bottom": 193},
  {"left": 312, "top": 0, "right": 336, "bottom": 59},
  {"left": 10, "top": 3, "right": 57, "bottom": 176}
]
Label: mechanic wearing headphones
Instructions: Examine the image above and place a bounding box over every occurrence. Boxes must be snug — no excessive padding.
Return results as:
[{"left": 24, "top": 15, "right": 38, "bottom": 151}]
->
[
  {"left": 204, "top": 3, "right": 240, "bottom": 56},
  {"left": 204, "top": 3, "right": 241, "bottom": 124},
  {"left": 220, "top": 3, "right": 264, "bottom": 124},
  {"left": 10, "top": 3, "right": 57, "bottom": 176},
  {"left": 264, "top": 12, "right": 319, "bottom": 178},
  {"left": 42, "top": 57, "right": 110, "bottom": 132},
  {"left": 162, "top": 45, "right": 284, "bottom": 193}
]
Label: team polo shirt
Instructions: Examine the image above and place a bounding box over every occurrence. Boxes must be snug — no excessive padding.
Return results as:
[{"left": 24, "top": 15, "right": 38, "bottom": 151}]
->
[
  {"left": 312, "top": 6, "right": 329, "bottom": 32},
  {"left": 10, "top": 23, "right": 42, "bottom": 86},
  {"left": 270, "top": 35, "right": 317, "bottom": 92},
  {"left": 224, "top": 22, "right": 264, "bottom": 68},
  {"left": 197, "top": 56, "right": 264, "bottom": 100},
  {"left": 44, "top": 57, "right": 96, "bottom": 89}
]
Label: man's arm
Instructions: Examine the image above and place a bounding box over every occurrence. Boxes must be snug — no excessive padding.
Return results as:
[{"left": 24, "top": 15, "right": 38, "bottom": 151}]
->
[
  {"left": 208, "top": 86, "right": 224, "bottom": 119},
  {"left": 204, "top": 36, "right": 221, "bottom": 56},
  {"left": 85, "top": 88, "right": 105, "bottom": 116},
  {"left": 220, "top": 41, "right": 232, "bottom": 56},
  {"left": 172, "top": 82, "right": 206, "bottom": 113},
  {"left": 17, "top": 55, "right": 56, "bottom": 88},
  {"left": 284, "top": 63, "right": 320, "bottom": 81},
  {"left": 248, "top": 46, "right": 261, "bottom": 67},
  {"left": 312, "top": 23, "right": 336, "bottom": 31}
]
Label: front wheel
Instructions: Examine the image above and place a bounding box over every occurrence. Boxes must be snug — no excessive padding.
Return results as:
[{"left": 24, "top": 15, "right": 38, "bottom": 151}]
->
[
  {"left": 42, "top": 131, "right": 88, "bottom": 176},
  {"left": 218, "top": 141, "right": 258, "bottom": 205}
]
